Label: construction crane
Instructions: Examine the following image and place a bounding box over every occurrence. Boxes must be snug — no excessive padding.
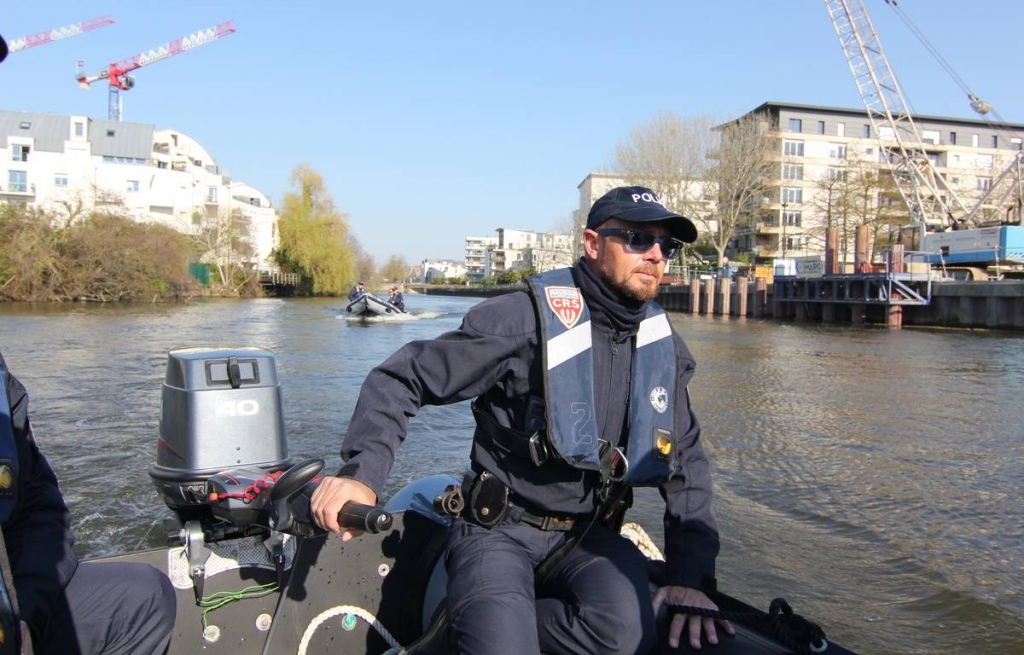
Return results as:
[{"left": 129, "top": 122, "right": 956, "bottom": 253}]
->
[
  {"left": 5, "top": 16, "right": 115, "bottom": 55},
  {"left": 823, "top": 0, "right": 968, "bottom": 230},
  {"left": 76, "top": 21, "right": 236, "bottom": 122},
  {"left": 825, "top": 0, "right": 1024, "bottom": 278}
]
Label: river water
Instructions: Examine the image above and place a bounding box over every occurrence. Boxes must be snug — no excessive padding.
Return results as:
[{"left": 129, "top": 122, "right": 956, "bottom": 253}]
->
[{"left": 1, "top": 295, "right": 1022, "bottom": 654}]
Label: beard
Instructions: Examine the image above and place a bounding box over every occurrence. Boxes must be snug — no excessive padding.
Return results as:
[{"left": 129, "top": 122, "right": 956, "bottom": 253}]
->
[{"left": 615, "top": 264, "right": 661, "bottom": 302}]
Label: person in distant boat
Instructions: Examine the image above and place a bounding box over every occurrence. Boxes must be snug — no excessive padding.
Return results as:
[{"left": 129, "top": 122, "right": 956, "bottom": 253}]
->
[
  {"left": 348, "top": 281, "right": 366, "bottom": 301},
  {"left": 311, "top": 186, "right": 732, "bottom": 653},
  {"left": 388, "top": 286, "right": 405, "bottom": 312},
  {"left": 0, "top": 351, "right": 176, "bottom": 654}
]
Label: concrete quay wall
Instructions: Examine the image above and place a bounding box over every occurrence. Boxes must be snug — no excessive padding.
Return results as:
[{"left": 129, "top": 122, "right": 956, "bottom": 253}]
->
[
  {"left": 413, "top": 280, "right": 1024, "bottom": 331},
  {"left": 655, "top": 279, "right": 1024, "bottom": 331}
]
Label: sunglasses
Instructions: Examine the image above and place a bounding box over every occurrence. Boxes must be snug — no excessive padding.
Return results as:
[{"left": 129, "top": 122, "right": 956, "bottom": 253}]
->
[{"left": 594, "top": 228, "right": 683, "bottom": 259}]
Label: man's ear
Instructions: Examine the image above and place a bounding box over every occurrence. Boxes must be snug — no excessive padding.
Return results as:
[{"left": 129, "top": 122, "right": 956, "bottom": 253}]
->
[{"left": 582, "top": 229, "right": 600, "bottom": 259}]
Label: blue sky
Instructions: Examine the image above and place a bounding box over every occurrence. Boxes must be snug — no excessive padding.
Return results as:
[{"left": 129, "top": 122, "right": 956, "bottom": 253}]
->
[{"left": 4, "top": 1, "right": 1023, "bottom": 262}]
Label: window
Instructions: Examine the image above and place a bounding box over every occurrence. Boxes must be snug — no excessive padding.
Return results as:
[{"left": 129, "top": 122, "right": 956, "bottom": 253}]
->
[
  {"left": 788, "top": 118, "right": 802, "bottom": 133},
  {"left": 74, "top": 122, "right": 84, "bottom": 137},
  {"left": 7, "top": 171, "right": 27, "bottom": 193},
  {"left": 863, "top": 124, "right": 871, "bottom": 138},
  {"left": 782, "top": 187, "right": 803, "bottom": 204},
  {"left": 207, "top": 186, "right": 218, "bottom": 203},
  {"left": 1013, "top": 138, "right": 1023, "bottom": 151},
  {"left": 922, "top": 130, "right": 940, "bottom": 145},
  {"left": 11, "top": 144, "right": 29, "bottom": 162},
  {"left": 878, "top": 126, "right": 894, "bottom": 140},
  {"left": 106, "top": 129, "right": 116, "bottom": 137},
  {"left": 54, "top": 175, "right": 68, "bottom": 187},
  {"left": 783, "top": 210, "right": 802, "bottom": 227},
  {"left": 827, "top": 167, "right": 846, "bottom": 182},
  {"left": 977, "top": 154, "right": 993, "bottom": 168},
  {"left": 828, "top": 143, "right": 846, "bottom": 159},
  {"left": 18, "top": 121, "right": 31, "bottom": 130},
  {"left": 783, "top": 140, "right": 804, "bottom": 156},
  {"left": 971, "top": 134, "right": 979, "bottom": 147},
  {"left": 837, "top": 122, "right": 845, "bottom": 137},
  {"left": 992, "top": 135, "right": 999, "bottom": 148},
  {"left": 127, "top": 180, "right": 140, "bottom": 192},
  {"left": 817, "top": 121, "right": 826, "bottom": 135},
  {"left": 949, "top": 132, "right": 957, "bottom": 145},
  {"left": 782, "top": 163, "right": 804, "bottom": 180},
  {"left": 977, "top": 178, "right": 992, "bottom": 191}
]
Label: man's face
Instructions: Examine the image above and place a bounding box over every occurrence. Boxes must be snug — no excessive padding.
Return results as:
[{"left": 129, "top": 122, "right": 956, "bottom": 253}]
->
[{"left": 583, "top": 219, "right": 673, "bottom": 302}]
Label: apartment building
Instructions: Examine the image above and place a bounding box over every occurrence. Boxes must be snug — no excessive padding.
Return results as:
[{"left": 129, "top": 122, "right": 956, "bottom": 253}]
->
[
  {"left": 726, "top": 101, "right": 1024, "bottom": 264},
  {"left": 464, "top": 235, "right": 498, "bottom": 281},
  {"left": 0, "top": 109, "right": 278, "bottom": 271}
]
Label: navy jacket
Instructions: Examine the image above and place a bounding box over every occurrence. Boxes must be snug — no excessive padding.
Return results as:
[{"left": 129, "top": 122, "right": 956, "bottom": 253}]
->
[
  {"left": 0, "top": 353, "right": 78, "bottom": 636},
  {"left": 340, "top": 259, "right": 719, "bottom": 590}
]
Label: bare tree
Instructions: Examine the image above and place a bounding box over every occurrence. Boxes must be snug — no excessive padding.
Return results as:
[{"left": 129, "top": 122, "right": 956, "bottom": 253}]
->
[
  {"left": 189, "top": 206, "right": 254, "bottom": 289},
  {"left": 707, "top": 112, "right": 779, "bottom": 266},
  {"left": 379, "top": 254, "right": 410, "bottom": 286},
  {"left": 807, "top": 153, "right": 907, "bottom": 265},
  {"left": 614, "top": 112, "right": 717, "bottom": 231}
]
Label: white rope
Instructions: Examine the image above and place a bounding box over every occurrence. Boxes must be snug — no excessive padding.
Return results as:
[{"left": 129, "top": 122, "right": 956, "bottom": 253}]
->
[{"left": 297, "top": 604, "right": 404, "bottom": 655}]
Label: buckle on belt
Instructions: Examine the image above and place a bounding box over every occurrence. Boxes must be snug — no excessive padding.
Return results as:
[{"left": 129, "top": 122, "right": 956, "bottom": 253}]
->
[{"left": 527, "top": 432, "right": 549, "bottom": 467}]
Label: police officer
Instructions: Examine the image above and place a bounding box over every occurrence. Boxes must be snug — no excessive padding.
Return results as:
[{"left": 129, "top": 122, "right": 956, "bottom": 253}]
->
[
  {"left": 348, "top": 281, "right": 366, "bottom": 302},
  {"left": 388, "top": 286, "right": 405, "bottom": 312},
  {"left": 311, "top": 186, "right": 733, "bottom": 653},
  {"left": 0, "top": 352, "right": 175, "bottom": 654}
]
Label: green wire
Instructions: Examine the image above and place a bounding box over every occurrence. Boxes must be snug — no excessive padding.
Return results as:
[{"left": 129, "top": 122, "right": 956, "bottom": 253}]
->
[{"left": 198, "top": 582, "right": 280, "bottom": 628}]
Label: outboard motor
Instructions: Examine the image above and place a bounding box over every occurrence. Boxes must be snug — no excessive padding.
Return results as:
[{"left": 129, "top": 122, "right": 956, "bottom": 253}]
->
[{"left": 149, "top": 346, "right": 292, "bottom": 526}]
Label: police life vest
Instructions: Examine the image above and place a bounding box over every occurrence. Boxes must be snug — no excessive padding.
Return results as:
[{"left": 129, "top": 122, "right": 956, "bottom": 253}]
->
[
  {"left": 526, "top": 268, "right": 677, "bottom": 486},
  {"left": 0, "top": 361, "right": 21, "bottom": 654},
  {"left": 0, "top": 362, "right": 17, "bottom": 523}
]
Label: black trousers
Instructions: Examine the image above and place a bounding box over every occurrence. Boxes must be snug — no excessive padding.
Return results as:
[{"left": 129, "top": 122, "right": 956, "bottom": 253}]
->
[
  {"left": 444, "top": 517, "right": 656, "bottom": 655},
  {"left": 33, "top": 561, "right": 176, "bottom": 655}
]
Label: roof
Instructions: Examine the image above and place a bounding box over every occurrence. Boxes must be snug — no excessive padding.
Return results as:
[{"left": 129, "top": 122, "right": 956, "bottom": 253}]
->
[
  {"left": 732, "top": 101, "right": 1024, "bottom": 131},
  {"left": 0, "top": 110, "right": 69, "bottom": 152},
  {"left": 0, "top": 109, "right": 155, "bottom": 159}
]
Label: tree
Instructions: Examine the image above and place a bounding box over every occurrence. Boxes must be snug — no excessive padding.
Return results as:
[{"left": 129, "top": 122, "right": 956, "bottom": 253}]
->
[
  {"left": 273, "top": 165, "right": 357, "bottom": 296},
  {"left": 706, "top": 112, "right": 779, "bottom": 266},
  {"left": 614, "top": 113, "right": 717, "bottom": 258},
  {"left": 379, "top": 255, "right": 410, "bottom": 286},
  {"left": 807, "top": 153, "right": 907, "bottom": 265},
  {"left": 188, "top": 206, "right": 255, "bottom": 291}
]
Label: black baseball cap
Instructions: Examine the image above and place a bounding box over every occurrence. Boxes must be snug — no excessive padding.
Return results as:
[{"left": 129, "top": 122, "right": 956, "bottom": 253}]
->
[{"left": 586, "top": 186, "right": 698, "bottom": 244}]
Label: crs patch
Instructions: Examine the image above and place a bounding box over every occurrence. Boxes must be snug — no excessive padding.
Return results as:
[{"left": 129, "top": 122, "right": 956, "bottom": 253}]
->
[
  {"left": 649, "top": 386, "right": 669, "bottom": 413},
  {"left": 544, "top": 286, "right": 584, "bottom": 330}
]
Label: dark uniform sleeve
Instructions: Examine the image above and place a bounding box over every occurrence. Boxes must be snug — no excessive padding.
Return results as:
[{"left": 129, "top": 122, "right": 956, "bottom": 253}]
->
[
  {"left": 658, "top": 334, "right": 720, "bottom": 591},
  {"left": 1, "top": 357, "right": 78, "bottom": 636},
  {"left": 340, "top": 293, "right": 537, "bottom": 494}
]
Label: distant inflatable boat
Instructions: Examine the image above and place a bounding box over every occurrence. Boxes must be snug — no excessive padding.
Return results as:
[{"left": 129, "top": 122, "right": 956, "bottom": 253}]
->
[{"left": 346, "top": 292, "right": 405, "bottom": 318}]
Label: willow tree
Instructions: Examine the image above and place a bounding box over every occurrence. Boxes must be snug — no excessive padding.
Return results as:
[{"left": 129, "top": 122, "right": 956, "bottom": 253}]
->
[{"left": 274, "top": 165, "right": 356, "bottom": 296}]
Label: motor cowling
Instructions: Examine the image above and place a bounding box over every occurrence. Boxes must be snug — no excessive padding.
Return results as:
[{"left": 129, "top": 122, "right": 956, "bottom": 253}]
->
[{"left": 149, "top": 346, "right": 291, "bottom": 523}]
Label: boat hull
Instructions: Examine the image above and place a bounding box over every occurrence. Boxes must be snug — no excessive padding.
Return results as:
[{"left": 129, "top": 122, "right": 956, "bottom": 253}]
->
[{"left": 346, "top": 293, "right": 404, "bottom": 317}]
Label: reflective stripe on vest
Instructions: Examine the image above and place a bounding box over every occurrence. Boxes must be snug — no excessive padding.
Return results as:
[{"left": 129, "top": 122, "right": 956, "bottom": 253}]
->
[
  {"left": 0, "top": 364, "right": 17, "bottom": 523},
  {"left": 527, "top": 269, "right": 676, "bottom": 485}
]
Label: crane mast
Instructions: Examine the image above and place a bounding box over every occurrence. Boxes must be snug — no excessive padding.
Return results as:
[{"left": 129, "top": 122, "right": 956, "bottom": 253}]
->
[
  {"left": 824, "top": 0, "right": 968, "bottom": 229},
  {"left": 76, "top": 21, "right": 236, "bottom": 121},
  {"left": 6, "top": 16, "right": 115, "bottom": 54}
]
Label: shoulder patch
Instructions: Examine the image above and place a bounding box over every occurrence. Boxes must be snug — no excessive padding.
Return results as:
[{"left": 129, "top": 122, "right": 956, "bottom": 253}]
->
[{"left": 544, "top": 286, "right": 584, "bottom": 330}]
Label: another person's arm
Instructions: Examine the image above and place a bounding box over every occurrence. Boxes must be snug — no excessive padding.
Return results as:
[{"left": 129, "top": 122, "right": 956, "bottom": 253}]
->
[{"left": 1, "top": 359, "right": 78, "bottom": 638}]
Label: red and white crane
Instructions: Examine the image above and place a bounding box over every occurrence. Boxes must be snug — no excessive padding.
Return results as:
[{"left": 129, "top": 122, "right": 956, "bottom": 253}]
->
[
  {"left": 76, "top": 20, "right": 236, "bottom": 122},
  {"left": 5, "top": 16, "right": 115, "bottom": 54}
]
